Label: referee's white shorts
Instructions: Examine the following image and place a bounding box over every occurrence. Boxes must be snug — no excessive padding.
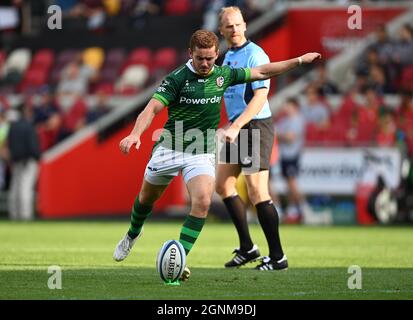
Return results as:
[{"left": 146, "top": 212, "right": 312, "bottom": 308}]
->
[{"left": 144, "top": 146, "right": 216, "bottom": 185}]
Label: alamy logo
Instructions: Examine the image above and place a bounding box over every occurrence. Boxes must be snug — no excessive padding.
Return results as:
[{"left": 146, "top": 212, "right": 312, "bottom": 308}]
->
[
  {"left": 347, "top": 5, "right": 362, "bottom": 30},
  {"left": 47, "top": 265, "right": 62, "bottom": 289},
  {"left": 179, "top": 96, "right": 222, "bottom": 105},
  {"left": 347, "top": 265, "right": 362, "bottom": 289},
  {"left": 47, "top": 5, "right": 62, "bottom": 30}
]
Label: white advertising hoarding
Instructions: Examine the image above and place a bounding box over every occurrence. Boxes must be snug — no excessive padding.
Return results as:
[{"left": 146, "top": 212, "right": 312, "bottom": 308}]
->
[{"left": 271, "top": 147, "right": 402, "bottom": 195}]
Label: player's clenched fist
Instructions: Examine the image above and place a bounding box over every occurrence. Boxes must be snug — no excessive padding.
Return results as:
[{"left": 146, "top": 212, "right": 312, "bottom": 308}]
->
[
  {"left": 300, "top": 52, "right": 322, "bottom": 64},
  {"left": 119, "top": 135, "right": 141, "bottom": 154}
]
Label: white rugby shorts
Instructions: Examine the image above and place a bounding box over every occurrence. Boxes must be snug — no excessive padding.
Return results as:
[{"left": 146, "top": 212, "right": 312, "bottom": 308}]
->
[{"left": 144, "top": 146, "right": 215, "bottom": 185}]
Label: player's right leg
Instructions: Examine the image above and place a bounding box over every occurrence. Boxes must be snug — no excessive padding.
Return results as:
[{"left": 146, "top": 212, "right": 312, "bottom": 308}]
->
[
  {"left": 216, "top": 163, "right": 260, "bottom": 267},
  {"left": 113, "top": 179, "right": 168, "bottom": 261},
  {"left": 114, "top": 146, "right": 178, "bottom": 261}
]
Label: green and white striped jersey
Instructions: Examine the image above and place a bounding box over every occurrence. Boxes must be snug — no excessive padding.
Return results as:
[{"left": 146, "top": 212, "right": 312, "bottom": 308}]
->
[{"left": 152, "top": 60, "right": 250, "bottom": 154}]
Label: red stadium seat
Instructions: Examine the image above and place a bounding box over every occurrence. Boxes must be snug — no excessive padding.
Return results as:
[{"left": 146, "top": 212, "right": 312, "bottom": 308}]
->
[
  {"left": 127, "top": 47, "right": 152, "bottom": 68},
  {"left": 401, "top": 65, "right": 413, "bottom": 91},
  {"left": 31, "top": 49, "right": 55, "bottom": 70},
  {"left": 350, "top": 123, "right": 375, "bottom": 146},
  {"left": 305, "top": 123, "right": 326, "bottom": 145},
  {"left": 92, "top": 82, "right": 114, "bottom": 95},
  {"left": 153, "top": 47, "right": 177, "bottom": 71},
  {"left": 19, "top": 66, "right": 49, "bottom": 92},
  {"left": 0, "top": 50, "right": 6, "bottom": 71},
  {"left": 164, "top": 0, "right": 191, "bottom": 16}
]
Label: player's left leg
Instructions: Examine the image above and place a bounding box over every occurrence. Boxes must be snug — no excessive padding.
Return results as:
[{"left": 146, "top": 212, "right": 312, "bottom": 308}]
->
[{"left": 244, "top": 170, "right": 288, "bottom": 271}]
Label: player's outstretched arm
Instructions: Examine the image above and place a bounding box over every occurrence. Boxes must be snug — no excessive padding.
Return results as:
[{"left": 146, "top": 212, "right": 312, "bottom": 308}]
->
[
  {"left": 119, "top": 98, "right": 164, "bottom": 154},
  {"left": 249, "top": 52, "right": 321, "bottom": 81}
]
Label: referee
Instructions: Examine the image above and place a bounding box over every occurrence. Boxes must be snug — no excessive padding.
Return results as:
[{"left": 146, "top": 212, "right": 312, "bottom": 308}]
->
[{"left": 216, "top": 6, "right": 287, "bottom": 271}]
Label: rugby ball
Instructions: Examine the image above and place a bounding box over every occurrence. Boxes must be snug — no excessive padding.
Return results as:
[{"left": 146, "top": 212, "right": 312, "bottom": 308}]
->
[{"left": 156, "top": 240, "right": 186, "bottom": 283}]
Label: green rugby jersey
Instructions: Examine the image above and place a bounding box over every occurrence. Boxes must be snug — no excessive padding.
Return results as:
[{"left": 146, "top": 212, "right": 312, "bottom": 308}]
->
[{"left": 152, "top": 60, "right": 251, "bottom": 154}]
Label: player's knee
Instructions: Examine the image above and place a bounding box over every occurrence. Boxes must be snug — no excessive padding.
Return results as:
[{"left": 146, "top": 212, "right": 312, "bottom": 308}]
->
[
  {"left": 215, "top": 183, "right": 233, "bottom": 198},
  {"left": 192, "top": 195, "right": 211, "bottom": 214},
  {"left": 138, "top": 191, "right": 158, "bottom": 205},
  {"left": 248, "top": 187, "right": 269, "bottom": 205},
  {"left": 215, "top": 183, "right": 226, "bottom": 197}
]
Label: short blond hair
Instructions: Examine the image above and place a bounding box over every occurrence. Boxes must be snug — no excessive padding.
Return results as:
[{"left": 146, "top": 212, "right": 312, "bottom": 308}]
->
[{"left": 218, "top": 6, "right": 244, "bottom": 27}]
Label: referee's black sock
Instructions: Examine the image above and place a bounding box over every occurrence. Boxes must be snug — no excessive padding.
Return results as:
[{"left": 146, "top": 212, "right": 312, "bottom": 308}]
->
[
  {"left": 256, "top": 200, "right": 284, "bottom": 261},
  {"left": 223, "top": 194, "right": 254, "bottom": 251}
]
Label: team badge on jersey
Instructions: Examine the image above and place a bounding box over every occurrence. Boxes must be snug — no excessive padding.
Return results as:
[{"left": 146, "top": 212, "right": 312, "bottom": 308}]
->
[{"left": 216, "top": 76, "right": 224, "bottom": 88}]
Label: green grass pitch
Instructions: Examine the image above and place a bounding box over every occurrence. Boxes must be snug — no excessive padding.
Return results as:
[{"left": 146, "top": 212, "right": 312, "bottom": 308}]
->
[{"left": 0, "top": 220, "right": 412, "bottom": 300}]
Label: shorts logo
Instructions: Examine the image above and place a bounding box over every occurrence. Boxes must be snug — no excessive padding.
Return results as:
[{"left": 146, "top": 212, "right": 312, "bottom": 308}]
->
[
  {"left": 241, "top": 156, "right": 252, "bottom": 166},
  {"left": 216, "top": 76, "right": 224, "bottom": 88}
]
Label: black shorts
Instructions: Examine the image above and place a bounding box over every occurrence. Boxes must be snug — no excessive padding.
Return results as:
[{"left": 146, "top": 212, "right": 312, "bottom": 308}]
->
[
  {"left": 281, "top": 157, "right": 300, "bottom": 178},
  {"left": 218, "top": 117, "right": 274, "bottom": 174}
]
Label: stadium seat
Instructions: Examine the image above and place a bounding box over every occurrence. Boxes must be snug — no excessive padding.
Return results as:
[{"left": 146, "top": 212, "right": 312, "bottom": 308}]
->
[
  {"left": 124, "top": 47, "right": 152, "bottom": 70},
  {"left": 92, "top": 82, "right": 114, "bottom": 95},
  {"left": 401, "top": 65, "right": 413, "bottom": 91},
  {"left": 106, "top": 48, "right": 126, "bottom": 66},
  {"left": 3, "top": 48, "right": 31, "bottom": 75},
  {"left": 116, "top": 64, "right": 148, "bottom": 94},
  {"left": 153, "top": 47, "right": 177, "bottom": 71},
  {"left": 351, "top": 123, "right": 375, "bottom": 146},
  {"left": 0, "top": 96, "right": 10, "bottom": 110},
  {"left": 99, "top": 66, "right": 120, "bottom": 83},
  {"left": 82, "top": 47, "right": 105, "bottom": 70},
  {"left": 305, "top": 123, "right": 326, "bottom": 145},
  {"left": 19, "top": 66, "right": 49, "bottom": 93},
  {"left": 50, "top": 49, "right": 80, "bottom": 84},
  {"left": 0, "top": 85, "right": 15, "bottom": 95},
  {"left": 0, "top": 50, "right": 6, "bottom": 73},
  {"left": 164, "top": 0, "right": 191, "bottom": 16},
  {"left": 31, "top": 49, "right": 55, "bottom": 70},
  {"left": 56, "top": 49, "right": 80, "bottom": 66}
]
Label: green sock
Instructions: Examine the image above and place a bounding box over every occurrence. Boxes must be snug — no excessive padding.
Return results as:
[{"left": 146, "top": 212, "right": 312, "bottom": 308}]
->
[
  {"left": 127, "top": 196, "right": 152, "bottom": 239},
  {"left": 179, "top": 215, "right": 206, "bottom": 255}
]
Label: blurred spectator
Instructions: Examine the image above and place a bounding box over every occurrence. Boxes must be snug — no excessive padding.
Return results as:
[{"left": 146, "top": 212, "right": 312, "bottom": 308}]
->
[
  {"left": 356, "top": 47, "right": 379, "bottom": 79},
  {"left": 57, "top": 95, "right": 87, "bottom": 140},
  {"left": 359, "top": 87, "right": 381, "bottom": 126},
  {"left": 396, "top": 90, "right": 413, "bottom": 155},
  {"left": 32, "top": 86, "right": 62, "bottom": 151},
  {"left": 367, "top": 24, "right": 393, "bottom": 65},
  {"left": 54, "top": 0, "right": 80, "bottom": 14},
  {"left": 7, "top": 103, "right": 41, "bottom": 221},
  {"left": 276, "top": 98, "right": 306, "bottom": 224},
  {"left": 392, "top": 24, "right": 413, "bottom": 67},
  {"left": 352, "top": 69, "right": 370, "bottom": 94},
  {"left": 0, "top": 107, "right": 10, "bottom": 190},
  {"left": 86, "top": 91, "right": 110, "bottom": 123},
  {"left": 375, "top": 109, "right": 396, "bottom": 147},
  {"left": 129, "top": 0, "right": 163, "bottom": 29},
  {"left": 312, "top": 62, "right": 339, "bottom": 95},
  {"left": 0, "top": 0, "right": 22, "bottom": 34},
  {"left": 346, "top": 87, "right": 380, "bottom": 145},
  {"left": 368, "top": 64, "right": 394, "bottom": 94},
  {"left": 56, "top": 55, "right": 97, "bottom": 96},
  {"left": 301, "top": 85, "right": 330, "bottom": 129}
]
